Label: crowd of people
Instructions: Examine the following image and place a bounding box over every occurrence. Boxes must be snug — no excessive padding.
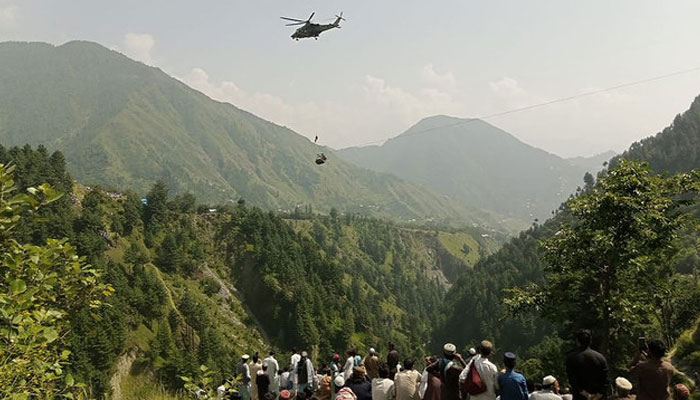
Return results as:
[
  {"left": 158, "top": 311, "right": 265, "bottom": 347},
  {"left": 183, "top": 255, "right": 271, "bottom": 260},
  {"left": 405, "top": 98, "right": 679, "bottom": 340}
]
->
[{"left": 215, "top": 331, "right": 692, "bottom": 400}]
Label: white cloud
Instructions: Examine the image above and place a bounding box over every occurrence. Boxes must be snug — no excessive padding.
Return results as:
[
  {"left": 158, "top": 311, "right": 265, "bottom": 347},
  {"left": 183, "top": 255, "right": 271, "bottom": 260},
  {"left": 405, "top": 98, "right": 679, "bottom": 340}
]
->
[
  {"left": 421, "top": 64, "right": 457, "bottom": 91},
  {"left": 362, "top": 74, "right": 466, "bottom": 127},
  {"left": 121, "top": 33, "right": 155, "bottom": 64},
  {"left": 181, "top": 66, "right": 473, "bottom": 149},
  {"left": 489, "top": 77, "right": 527, "bottom": 99},
  {"left": 0, "top": 3, "right": 19, "bottom": 30}
]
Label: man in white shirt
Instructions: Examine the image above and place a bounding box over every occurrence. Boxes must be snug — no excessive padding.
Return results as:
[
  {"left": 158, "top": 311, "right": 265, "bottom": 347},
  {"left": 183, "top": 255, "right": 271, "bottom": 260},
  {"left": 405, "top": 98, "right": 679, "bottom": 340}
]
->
[
  {"left": 265, "top": 350, "right": 281, "bottom": 397},
  {"left": 529, "top": 376, "right": 561, "bottom": 400},
  {"left": 373, "top": 363, "right": 397, "bottom": 400},
  {"left": 344, "top": 348, "right": 357, "bottom": 381},
  {"left": 460, "top": 340, "right": 499, "bottom": 400},
  {"left": 290, "top": 348, "right": 301, "bottom": 371}
]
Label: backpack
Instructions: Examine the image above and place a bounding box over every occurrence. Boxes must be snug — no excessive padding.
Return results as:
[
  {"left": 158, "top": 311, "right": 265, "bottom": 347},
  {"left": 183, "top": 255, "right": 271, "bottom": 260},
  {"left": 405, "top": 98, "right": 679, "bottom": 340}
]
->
[{"left": 461, "top": 361, "right": 487, "bottom": 396}]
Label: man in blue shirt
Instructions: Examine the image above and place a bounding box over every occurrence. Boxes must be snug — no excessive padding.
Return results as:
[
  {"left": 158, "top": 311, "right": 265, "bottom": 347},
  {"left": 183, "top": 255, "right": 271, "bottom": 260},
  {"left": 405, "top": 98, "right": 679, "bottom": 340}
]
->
[{"left": 497, "top": 352, "right": 528, "bottom": 400}]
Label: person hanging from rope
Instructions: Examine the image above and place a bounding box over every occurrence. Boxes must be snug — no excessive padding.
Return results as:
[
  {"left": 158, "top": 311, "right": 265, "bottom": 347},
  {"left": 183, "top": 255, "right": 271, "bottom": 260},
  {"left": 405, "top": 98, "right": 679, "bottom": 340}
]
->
[{"left": 315, "top": 153, "right": 327, "bottom": 165}]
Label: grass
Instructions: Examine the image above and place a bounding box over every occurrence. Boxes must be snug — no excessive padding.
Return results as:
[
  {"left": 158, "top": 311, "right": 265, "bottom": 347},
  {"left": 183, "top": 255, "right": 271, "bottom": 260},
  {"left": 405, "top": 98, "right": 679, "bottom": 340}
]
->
[
  {"left": 124, "top": 323, "right": 155, "bottom": 352},
  {"left": 120, "top": 371, "right": 183, "bottom": 400},
  {"left": 437, "top": 231, "right": 480, "bottom": 266}
]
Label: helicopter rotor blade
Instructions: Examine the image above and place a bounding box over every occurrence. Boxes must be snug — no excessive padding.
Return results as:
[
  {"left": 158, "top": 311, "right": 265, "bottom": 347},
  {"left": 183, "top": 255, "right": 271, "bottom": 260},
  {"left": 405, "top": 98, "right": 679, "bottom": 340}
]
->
[
  {"left": 307, "top": 12, "right": 315, "bottom": 22},
  {"left": 286, "top": 22, "right": 306, "bottom": 26},
  {"left": 280, "top": 16, "right": 306, "bottom": 22}
]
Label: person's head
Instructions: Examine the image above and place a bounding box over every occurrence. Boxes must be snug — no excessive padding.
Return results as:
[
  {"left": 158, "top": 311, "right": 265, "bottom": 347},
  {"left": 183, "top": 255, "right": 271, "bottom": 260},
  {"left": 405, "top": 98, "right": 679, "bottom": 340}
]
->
[
  {"left": 443, "top": 343, "right": 456, "bottom": 359},
  {"left": 542, "top": 376, "right": 557, "bottom": 391},
  {"left": 262, "top": 362, "right": 268, "bottom": 371},
  {"left": 673, "top": 384, "right": 690, "bottom": 400},
  {"left": 280, "top": 390, "right": 292, "bottom": 400},
  {"left": 270, "top": 349, "right": 276, "bottom": 356},
  {"left": 253, "top": 354, "right": 259, "bottom": 363},
  {"left": 334, "top": 375, "right": 345, "bottom": 388},
  {"left": 479, "top": 340, "right": 493, "bottom": 357},
  {"left": 403, "top": 358, "right": 415, "bottom": 370},
  {"left": 615, "top": 377, "right": 633, "bottom": 396},
  {"left": 378, "top": 363, "right": 390, "bottom": 379},
  {"left": 369, "top": 348, "right": 377, "bottom": 356},
  {"left": 562, "top": 388, "right": 571, "bottom": 395},
  {"left": 242, "top": 354, "right": 251, "bottom": 363},
  {"left": 292, "top": 347, "right": 298, "bottom": 354},
  {"left": 576, "top": 329, "right": 592, "bottom": 348},
  {"left": 388, "top": 342, "right": 395, "bottom": 351},
  {"left": 301, "top": 351, "right": 309, "bottom": 359},
  {"left": 647, "top": 339, "right": 667, "bottom": 359},
  {"left": 503, "top": 352, "right": 517, "bottom": 370},
  {"left": 351, "top": 366, "right": 365, "bottom": 382},
  {"left": 348, "top": 347, "right": 357, "bottom": 357}
]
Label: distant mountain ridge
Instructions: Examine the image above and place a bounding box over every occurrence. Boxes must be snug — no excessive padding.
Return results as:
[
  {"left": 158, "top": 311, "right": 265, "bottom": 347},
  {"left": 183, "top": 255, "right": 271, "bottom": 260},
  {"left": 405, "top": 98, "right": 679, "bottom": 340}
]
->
[
  {"left": 566, "top": 150, "right": 617, "bottom": 173},
  {"left": 0, "top": 41, "right": 502, "bottom": 228},
  {"left": 337, "top": 116, "right": 590, "bottom": 221}
]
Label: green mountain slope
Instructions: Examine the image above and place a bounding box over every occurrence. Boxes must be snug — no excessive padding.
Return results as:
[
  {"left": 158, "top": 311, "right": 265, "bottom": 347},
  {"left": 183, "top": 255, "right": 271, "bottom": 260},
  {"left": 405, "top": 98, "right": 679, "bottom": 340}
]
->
[
  {"left": 432, "top": 95, "right": 700, "bottom": 380},
  {"left": 0, "top": 41, "right": 496, "bottom": 227},
  {"left": 337, "top": 116, "right": 590, "bottom": 222},
  {"left": 3, "top": 144, "right": 501, "bottom": 398}
]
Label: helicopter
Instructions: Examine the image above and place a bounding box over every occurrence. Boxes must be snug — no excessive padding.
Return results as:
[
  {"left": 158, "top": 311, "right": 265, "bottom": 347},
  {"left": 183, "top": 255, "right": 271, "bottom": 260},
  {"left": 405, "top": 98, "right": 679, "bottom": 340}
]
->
[{"left": 281, "top": 12, "right": 345, "bottom": 40}]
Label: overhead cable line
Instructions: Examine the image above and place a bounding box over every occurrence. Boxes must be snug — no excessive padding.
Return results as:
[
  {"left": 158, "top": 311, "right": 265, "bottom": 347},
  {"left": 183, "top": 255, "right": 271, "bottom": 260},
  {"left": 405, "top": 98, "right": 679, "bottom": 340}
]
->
[{"left": 349, "top": 65, "right": 700, "bottom": 148}]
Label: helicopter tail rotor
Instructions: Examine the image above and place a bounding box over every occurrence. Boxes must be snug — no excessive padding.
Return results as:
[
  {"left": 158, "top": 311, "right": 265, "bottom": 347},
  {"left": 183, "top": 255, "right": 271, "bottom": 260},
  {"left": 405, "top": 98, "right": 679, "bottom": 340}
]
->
[{"left": 333, "top": 11, "right": 345, "bottom": 27}]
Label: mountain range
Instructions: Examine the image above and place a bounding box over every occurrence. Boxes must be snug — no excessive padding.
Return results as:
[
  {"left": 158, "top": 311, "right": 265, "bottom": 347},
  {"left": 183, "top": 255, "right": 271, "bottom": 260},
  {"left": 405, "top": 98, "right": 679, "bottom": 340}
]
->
[
  {"left": 338, "top": 116, "right": 606, "bottom": 221},
  {"left": 0, "top": 41, "right": 500, "bottom": 228}
]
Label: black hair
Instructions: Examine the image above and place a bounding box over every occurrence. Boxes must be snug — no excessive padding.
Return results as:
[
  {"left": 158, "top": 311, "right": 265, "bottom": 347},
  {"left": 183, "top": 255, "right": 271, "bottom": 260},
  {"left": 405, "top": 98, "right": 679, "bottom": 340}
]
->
[
  {"left": 648, "top": 339, "right": 666, "bottom": 359},
  {"left": 504, "top": 356, "right": 516, "bottom": 370},
  {"left": 404, "top": 358, "right": 415, "bottom": 370},
  {"left": 576, "top": 329, "right": 592, "bottom": 347}
]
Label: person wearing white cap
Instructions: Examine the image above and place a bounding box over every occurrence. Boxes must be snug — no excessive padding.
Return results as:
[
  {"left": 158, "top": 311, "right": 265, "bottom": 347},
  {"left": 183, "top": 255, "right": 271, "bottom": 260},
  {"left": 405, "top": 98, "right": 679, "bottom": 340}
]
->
[
  {"left": 238, "top": 355, "right": 252, "bottom": 400},
  {"left": 613, "top": 377, "right": 635, "bottom": 400},
  {"left": 426, "top": 343, "right": 466, "bottom": 400},
  {"left": 293, "top": 351, "right": 315, "bottom": 395},
  {"left": 364, "top": 348, "right": 381, "bottom": 380},
  {"left": 460, "top": 340, "right": 499, "bottom": 400},
  {"left": 530, "top": 376, "right": 562, "bottom": 400}
]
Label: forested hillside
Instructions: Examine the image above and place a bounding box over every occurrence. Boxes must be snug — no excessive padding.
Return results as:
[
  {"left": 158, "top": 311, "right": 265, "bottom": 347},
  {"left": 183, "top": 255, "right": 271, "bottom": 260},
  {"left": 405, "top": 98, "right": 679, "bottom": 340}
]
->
[
  {"left": 337, "top": 116, "right": 589, "bottom": 222},
  {"left": 0, "top": 144, "right": 498, "bottom": 398},
  {"left": 0, "top": 41, "right": 502, "bottom": 229},
  {"left": 432, "top": 95, "right": 700, "bottom": 383}
]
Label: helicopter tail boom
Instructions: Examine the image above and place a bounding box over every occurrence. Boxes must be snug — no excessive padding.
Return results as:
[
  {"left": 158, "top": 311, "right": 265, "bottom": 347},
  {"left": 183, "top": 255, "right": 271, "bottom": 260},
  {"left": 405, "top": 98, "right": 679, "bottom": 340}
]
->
[{"left": 332, "top": 11, "right": 345, "bottom": 27}]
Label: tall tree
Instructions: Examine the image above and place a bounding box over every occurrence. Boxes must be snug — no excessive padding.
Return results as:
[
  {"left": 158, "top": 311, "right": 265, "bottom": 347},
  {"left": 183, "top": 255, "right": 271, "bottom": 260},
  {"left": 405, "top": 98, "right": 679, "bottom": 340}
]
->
[
  {"left": 506, "top": 160, "right": 700, "bottom": 369},
  {"left": 144, "top": 180, "right": 169, "bottom": 230}
]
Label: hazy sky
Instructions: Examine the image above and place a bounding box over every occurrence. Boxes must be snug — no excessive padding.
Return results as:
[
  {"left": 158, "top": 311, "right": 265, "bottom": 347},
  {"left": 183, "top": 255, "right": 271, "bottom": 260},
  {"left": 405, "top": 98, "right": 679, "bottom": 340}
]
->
[{"left": 2, "top": 0, "right": 700, "bottom": 157}]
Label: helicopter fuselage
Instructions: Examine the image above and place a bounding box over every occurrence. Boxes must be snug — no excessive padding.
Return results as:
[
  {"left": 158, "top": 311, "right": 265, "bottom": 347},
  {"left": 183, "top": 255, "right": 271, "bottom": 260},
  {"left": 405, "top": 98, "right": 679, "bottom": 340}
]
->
[{"left": 291, "top": 22, "right": 338, "bottom": 40}]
